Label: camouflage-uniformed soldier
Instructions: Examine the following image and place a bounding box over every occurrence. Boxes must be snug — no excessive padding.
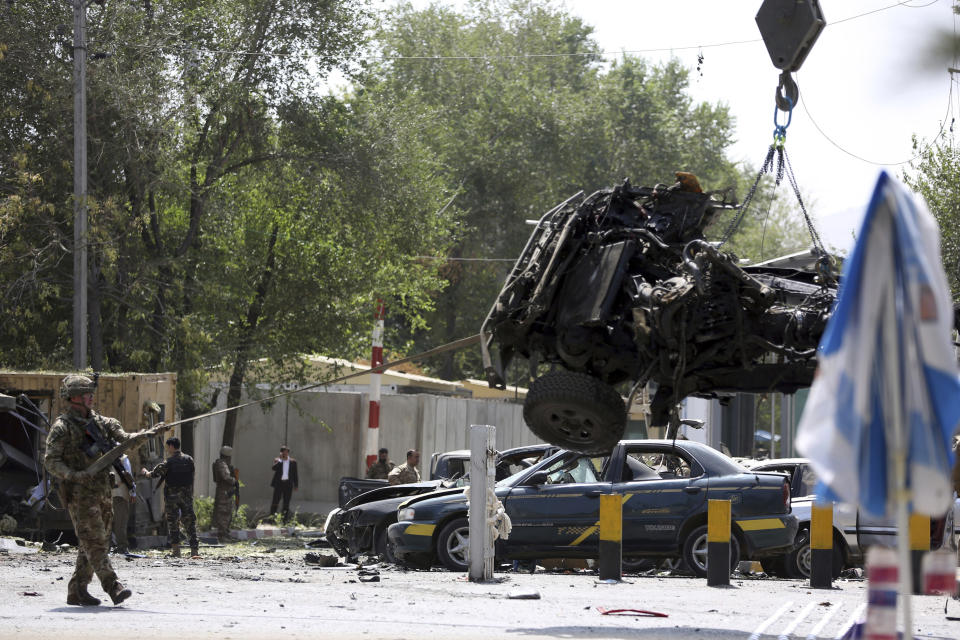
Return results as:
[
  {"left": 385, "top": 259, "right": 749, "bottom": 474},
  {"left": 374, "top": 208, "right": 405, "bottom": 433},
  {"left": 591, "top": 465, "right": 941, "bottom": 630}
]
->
[
  {"left": 387, "top": 449, "right": 421, "bottom": 485},
  {"left": 142, "top": 437, "right": 198, "bottom": 558},
  {"left": 366, "top": 447, "right": 395, "bottom": 480},
  {"left": 212, "top": 445, "right": 236, "bottom": 542},
  {"left": 44, "top": 374, "right": 136, "bottom": 606}
]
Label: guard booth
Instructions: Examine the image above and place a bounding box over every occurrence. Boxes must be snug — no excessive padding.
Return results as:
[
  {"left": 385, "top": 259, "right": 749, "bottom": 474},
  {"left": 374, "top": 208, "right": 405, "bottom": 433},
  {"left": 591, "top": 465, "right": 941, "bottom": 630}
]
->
[{"left": 0, "top": 372, "right": 176, "bottom": 542}]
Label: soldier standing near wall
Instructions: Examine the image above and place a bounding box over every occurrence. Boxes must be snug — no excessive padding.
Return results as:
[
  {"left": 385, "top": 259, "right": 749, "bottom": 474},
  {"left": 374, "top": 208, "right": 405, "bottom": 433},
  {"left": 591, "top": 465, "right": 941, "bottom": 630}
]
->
[
  {"left": 387, "top": 450, "right": 421, "bottom": 485},
  {"left": 44, "top": 374, "right": 136, "bottom": 606},
  {"left": 366, "top": 447, "right": 395, "bottom": 479},
  {"left": 142, "top": 437, "right": 199, "bottom": 558},
  {"left": 212, "top": 445, "right": 236, "bottom": 542}
]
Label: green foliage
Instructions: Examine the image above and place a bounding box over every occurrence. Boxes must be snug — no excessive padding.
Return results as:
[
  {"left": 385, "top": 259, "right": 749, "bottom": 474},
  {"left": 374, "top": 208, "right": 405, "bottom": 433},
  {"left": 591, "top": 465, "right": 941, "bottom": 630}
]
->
[
  {"left": 193, "top": 495, "right": 252, "bottom": 531},
  {"left": 903, "top": 135, "right": 960, "bottom": 300}
]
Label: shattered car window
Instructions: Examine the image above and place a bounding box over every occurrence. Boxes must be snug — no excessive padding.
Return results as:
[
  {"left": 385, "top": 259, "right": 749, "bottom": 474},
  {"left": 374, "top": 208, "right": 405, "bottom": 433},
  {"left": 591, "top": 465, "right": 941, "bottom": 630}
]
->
[{"left": 541, "top": 455, "right": 600, "bottom": 484}]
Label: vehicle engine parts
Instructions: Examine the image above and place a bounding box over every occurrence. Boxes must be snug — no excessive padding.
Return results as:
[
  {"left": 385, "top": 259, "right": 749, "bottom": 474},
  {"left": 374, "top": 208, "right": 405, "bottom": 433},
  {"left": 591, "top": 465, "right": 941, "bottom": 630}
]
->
[{"left": 481, "top": 177, "right": 837, "bottom": 453}]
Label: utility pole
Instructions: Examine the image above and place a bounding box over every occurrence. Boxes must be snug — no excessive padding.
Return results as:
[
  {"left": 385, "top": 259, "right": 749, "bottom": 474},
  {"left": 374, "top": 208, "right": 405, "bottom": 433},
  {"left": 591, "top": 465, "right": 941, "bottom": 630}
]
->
[{"left": 72, "top": 0, "right": 88, "bottom": 370}]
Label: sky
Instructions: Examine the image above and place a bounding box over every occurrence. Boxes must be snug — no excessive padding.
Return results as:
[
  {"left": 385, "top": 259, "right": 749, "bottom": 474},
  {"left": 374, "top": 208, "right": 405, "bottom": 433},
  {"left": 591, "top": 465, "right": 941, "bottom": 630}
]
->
[{"left": 396, "top": 0, "right": 957, "bottom": 253}]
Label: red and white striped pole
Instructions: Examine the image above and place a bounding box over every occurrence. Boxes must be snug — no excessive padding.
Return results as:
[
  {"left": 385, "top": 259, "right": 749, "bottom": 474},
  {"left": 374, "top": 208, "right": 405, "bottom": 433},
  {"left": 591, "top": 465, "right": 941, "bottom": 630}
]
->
[{"left": 365, "top": 300, "right": 386, "bottom": 471}]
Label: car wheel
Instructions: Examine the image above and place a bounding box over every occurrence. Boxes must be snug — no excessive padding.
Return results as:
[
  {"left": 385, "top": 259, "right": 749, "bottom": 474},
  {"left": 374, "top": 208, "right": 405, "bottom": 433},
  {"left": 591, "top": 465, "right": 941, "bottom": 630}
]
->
[
  {"left": 682, "top": 525, "right": 740, "bottom": 579},
  {"left": 784, "top": 529, "right": 843, "bottom": 579},
  {"left": 523, "top": 371, "right": 626, "bottom": 455},
  {"left": 375, "top": 527, "right": 397, "bottom": 564},
  {"left": 436, "top": 517, "right": 470, "bottom": 572}
]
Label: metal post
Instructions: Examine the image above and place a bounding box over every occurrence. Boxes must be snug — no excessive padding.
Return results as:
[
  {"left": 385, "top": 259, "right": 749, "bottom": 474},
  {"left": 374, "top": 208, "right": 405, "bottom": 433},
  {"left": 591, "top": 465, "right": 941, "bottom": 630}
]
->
[
  {"left": 364, "top": 300, "right": 385, "bottom": 471},
  {"left": 707, "top": 498, "right": 731, "bottom": 586},
  {"left": 598, "top": 494, "right": 622, "bottom": 581},
  {"left": 468, "top": 424, "right": 495, "bottom": 582},
  {"left": 909, "top": 514, "right": 930, "bottom": 595},
  {"left": 810, "top": 502, "right": 834, "bottom": 588},
  {"left": 72, "top": 0, "right": 88, "bottom": 370}
]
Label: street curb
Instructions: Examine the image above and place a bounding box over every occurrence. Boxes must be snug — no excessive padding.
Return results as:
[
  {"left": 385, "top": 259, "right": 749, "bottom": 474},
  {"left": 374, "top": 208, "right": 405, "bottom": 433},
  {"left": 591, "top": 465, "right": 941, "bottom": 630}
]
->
[{"left": 228, "top": 527, "right": 297, "bottom": 540}]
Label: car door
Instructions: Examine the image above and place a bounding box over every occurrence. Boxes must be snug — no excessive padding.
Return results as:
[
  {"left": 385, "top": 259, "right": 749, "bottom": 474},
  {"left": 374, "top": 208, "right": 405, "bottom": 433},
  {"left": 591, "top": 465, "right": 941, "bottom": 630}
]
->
[
  {"left": 501, "top": 454, "right": 609, "bottom": 557},
  {"left": 617, "top": 445, "right": 708, "bottom": 554}
]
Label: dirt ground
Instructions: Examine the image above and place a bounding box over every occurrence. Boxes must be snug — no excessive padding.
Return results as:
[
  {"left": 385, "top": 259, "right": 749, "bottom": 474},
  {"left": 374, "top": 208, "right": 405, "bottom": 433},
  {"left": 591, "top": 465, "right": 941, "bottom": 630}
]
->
[{"left": 1, "top": 537, "right": 958, "bottom": 640}]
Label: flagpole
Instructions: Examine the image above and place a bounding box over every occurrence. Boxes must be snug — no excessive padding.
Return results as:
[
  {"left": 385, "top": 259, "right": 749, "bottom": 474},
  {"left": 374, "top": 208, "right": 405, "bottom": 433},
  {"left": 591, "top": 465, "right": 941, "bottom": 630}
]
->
[{"left": 882, "top": 235, "right": 913, "bottom": 640}]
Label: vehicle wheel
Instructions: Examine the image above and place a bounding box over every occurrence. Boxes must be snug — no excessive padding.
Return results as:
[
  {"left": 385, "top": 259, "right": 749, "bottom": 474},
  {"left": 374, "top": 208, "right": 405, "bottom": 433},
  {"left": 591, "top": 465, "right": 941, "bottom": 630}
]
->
[
  {"left": 524, "top": 371, "right": 626, "bottom": 455},
  {"left": 375, "top": 527, "right": 397, "bottom": 564},
  {"left": 436, "top": 517, "right": 470, "bottom": 572},
  {"left": 682, "top": 525, "right": 740, "bottom": 579},
  {"left": 784, "top": 529, "right": 843, "bottom": 579}
]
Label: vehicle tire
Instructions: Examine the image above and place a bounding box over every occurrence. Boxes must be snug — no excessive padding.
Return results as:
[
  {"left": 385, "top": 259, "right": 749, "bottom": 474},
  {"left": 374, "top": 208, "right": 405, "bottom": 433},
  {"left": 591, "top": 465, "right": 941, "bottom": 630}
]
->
[
  {"left": 436, "top": 517, "right": 470, "bottom": 572},
  {"left": 682, "top": 525, "right": 740, "bottom": 579},
  {"left": 375, "top": 526, "right": 397, "bottom": 564},
  {"left": 523, "top": 371, "right": 626, "bottom": 455},
  {"left": 784, "top": 529, "right": 843, "bottom": 580}
]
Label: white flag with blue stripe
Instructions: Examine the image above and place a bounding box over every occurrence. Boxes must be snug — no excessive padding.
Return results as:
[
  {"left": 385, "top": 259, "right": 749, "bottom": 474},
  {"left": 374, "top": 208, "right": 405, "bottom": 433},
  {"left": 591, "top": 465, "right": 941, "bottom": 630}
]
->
[{"left": 795, "top": 171, "right": 960, "bottom": 517}]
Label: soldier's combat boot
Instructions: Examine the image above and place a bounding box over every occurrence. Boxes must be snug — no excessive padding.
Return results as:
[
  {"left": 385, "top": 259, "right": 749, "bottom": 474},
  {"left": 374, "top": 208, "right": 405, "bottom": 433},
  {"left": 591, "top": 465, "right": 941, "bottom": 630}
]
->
[
  {"left": 170, "top": 543, "right": 181, "bottom": 558},
  {"left": 66, "top": 582, "right": 101, "bottom": 606},
  {"left": 108, "top": 582, "right": 132, "bottom": 605}
]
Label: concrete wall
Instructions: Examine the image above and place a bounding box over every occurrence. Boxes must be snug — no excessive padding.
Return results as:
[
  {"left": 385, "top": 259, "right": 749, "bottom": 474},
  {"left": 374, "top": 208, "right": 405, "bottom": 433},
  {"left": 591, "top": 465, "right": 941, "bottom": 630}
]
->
[{"left": 190, "top": 388, "right": 538, "bottom": 515}]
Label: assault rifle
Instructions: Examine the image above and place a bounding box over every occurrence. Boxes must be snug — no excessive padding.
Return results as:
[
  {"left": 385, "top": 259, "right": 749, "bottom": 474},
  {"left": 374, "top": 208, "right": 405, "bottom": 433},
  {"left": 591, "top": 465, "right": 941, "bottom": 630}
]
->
[
  {"left": 83, "top": 421, "right": 169, "bottom": 477},
  {"left": 81, "top": 418, "right": 138, "bottom": 490},
  {"left": 231, "top": 467, "right": 241, "bottom": 514}
]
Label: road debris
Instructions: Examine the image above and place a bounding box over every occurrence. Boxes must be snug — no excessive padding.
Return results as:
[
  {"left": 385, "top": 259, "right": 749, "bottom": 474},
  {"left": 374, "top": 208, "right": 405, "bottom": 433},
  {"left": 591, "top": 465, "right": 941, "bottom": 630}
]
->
[
  {"left": 507, "top": 589, "right": 541, "bottom": 600},
  {"left": 596, "top": 607, "right": 667, "bottom": 617}
]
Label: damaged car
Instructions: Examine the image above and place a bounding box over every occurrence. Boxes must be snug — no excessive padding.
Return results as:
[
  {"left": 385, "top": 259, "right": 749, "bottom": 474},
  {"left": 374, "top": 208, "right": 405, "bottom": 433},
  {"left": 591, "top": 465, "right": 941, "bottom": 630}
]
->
[
  {"left": 388, "top": 439, "right": 797, "bottom": 577},
  {"left": 748, "top": 457, "right": 958, "bottom": 579},
  {"left": 325, "top": 444, "right": 557, "bottom": 561},
  {"left": 481, "top": 176, "right": 838, "bottom": 453}
]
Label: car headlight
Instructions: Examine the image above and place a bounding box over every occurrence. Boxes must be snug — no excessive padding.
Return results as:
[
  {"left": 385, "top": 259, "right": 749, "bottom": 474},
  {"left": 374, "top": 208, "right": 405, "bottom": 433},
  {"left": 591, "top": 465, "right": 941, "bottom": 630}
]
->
[{"left": 398, "top": 507, "right": 415, "bottom": 522}]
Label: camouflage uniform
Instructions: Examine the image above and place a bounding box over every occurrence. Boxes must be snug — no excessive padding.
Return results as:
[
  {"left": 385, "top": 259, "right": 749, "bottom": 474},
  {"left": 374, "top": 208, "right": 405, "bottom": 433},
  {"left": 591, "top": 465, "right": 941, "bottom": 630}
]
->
[
  {"left": 148, "top": 451, "right": 198, "bottom": 552},
  {"left": 44, "top": 396, "right": 132, "bottom": 604},
  {"left": 212, "top": 454, "right": 236, "bottom": 541},
  {"left": 387, "top": 462, "right": 420, "bottom": 485},
  {"left": 366, "top": 459, "right": 395, "bottom": 480}
]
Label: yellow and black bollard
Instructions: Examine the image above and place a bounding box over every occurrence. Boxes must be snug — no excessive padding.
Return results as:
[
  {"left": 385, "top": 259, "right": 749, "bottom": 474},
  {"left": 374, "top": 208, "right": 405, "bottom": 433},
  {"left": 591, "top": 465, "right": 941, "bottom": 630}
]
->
[
  {"left": 909, "top": 513, "right": 929, "bottom": 594},
  {"left": 598, "top": 494, "right": 622, "bottom": 581},
  {"left": 707, "top": 499, "right": 731, "bottom": 586},
  {"left": 809, "top": 502, "right": 834, "bottom": 589}
]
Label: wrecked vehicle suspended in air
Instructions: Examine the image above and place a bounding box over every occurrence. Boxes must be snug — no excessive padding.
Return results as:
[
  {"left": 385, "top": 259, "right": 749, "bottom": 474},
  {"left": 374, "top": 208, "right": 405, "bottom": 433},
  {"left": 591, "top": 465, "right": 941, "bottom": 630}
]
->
[{"left": 481, "top": 175, "right": 837, "bottom": 454}]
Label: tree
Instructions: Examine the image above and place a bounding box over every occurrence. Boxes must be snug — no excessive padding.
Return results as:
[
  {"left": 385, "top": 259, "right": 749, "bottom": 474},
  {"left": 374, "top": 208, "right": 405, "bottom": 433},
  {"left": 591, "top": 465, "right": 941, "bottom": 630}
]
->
[
  {"left": 369, "top": 0, "right": 746, "bottom": 381},
  {"left": 0, "top": 1, "right": 458, "bottom": 444},
  {"left": 903, "top": 134, "right": 960, "bottom": 299}
]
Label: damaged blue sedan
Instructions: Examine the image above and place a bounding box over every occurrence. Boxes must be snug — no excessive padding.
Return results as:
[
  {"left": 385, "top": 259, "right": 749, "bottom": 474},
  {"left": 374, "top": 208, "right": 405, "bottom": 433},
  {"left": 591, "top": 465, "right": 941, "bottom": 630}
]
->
[{"left": 388, "top": 440, "right": 797, "bottom": 576}]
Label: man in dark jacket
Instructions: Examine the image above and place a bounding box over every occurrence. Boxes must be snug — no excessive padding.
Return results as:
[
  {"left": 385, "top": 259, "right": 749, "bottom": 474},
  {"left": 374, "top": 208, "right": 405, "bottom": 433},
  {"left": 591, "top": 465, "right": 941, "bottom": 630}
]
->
[
  {"left": 142, "top": 437, "right": 198, "bottom": 558},
  {"left": 270, "top": 445, "right": 298, "bottom": 522}
]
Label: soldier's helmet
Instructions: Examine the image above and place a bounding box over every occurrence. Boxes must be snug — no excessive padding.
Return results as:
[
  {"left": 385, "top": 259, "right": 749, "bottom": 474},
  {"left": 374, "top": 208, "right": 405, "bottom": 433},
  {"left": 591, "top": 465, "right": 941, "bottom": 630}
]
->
[
  {"left": 60, "top": 374, "right": 95, "bottom": 399},
  {"left": 220, "top": 445, "right": 233, "bottom": 457}
]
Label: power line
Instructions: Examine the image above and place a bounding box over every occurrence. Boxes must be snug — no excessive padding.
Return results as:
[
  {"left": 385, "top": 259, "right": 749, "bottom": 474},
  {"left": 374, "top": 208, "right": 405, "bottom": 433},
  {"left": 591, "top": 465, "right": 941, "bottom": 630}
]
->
[
  {"left": 797, "top": 72, "right": 954, "bottom": 166},
  {"left": 120, "top": 0, "right": 941, "bottom": 63}
]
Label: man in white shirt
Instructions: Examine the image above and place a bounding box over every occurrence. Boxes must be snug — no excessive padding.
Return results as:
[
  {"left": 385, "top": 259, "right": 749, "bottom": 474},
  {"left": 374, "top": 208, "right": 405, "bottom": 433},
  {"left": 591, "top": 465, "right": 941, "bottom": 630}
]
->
[{"left": 269, "top": 446, "right": 298, "bottom": 522}]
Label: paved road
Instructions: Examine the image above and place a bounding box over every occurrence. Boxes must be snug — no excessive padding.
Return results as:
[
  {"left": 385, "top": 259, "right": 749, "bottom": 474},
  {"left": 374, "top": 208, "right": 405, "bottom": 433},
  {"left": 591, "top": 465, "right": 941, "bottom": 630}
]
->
[{"left": 1, "top": 546, "right": 957, "bottom": 639}]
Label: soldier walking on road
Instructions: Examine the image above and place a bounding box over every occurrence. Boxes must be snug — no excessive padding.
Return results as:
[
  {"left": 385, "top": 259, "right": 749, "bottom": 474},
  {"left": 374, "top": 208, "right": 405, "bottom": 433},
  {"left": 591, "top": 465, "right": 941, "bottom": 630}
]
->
[
  {"left": 142, "top": 437, "right": 199, "bottom": 558},
  {"left": 387, "top": 450, "right": 421, "bottom": 485},
  {"left": 212, "top": 445, "right": 237, "bottom": 542},
  {"left": 43, "top": 374, "right": 136, "bottom": 606},
  {"left": 366, "top": 447, "right": 395, "bottom": 480}
]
